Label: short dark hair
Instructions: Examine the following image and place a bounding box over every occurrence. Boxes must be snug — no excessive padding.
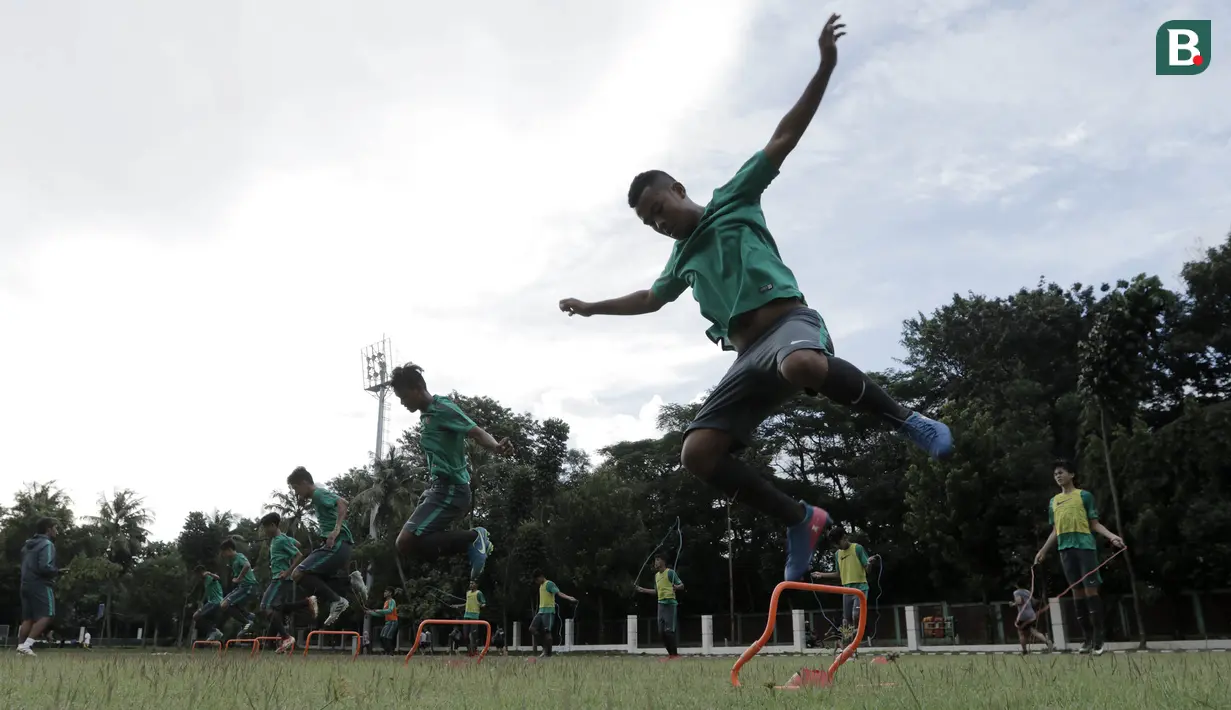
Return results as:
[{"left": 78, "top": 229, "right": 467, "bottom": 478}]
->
[
  {"left": 390, "top": 362, "right": 426, "bottom": 393},
  {"left": 219, "top": 538, "right": 236, "bottom": 552},
  {"left": 654, "top": 552, "right": 670, "bottom": 564},
  {"left": 35, "top": 517, "right": 57, "bottom": 534},
  {"left": 287, "top": 466, "right": 313, "bottom": 486},
  {"left": 532, "top": 568, "right": 544, "bottom": 580},
  {"left": 194, "top": 565, "right": 206, "bottom": 574},
  {"left": 1053, "top": 459, "right": 1076, "bottom": 475},
  {"left": 260, "top": 512, "right": 281, "bottom": 527},
  {"left": 627, "top": 170, "right": 675, "bottom": 208}
]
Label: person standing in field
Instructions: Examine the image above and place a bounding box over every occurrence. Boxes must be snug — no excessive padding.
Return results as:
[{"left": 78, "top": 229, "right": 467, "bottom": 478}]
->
[
  {"left": 16, "top": 517, "right": 62, "bottom": 657},
  {"left": 811, "top": 528, "right": 879, "bottom": 636},
  {"left": 1034, "top": 460, "right": 1124, "bottom": 656},
  {"left": 365, "top": 587, "right": 400, "bottom": 655},
  {"left": 450, "top": 580, "right": 487, "bottom": 655},
  {"left": 634, "top": 553, "right": 684, "bottom": 660},
  {"left": 530, "top": 569, "right": 578, "bottom": 659}
]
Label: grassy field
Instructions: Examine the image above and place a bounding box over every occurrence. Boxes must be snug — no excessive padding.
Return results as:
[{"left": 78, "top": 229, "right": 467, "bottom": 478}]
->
[{"left": 2, "top": 649, "right": 1228, "bottom": 709}]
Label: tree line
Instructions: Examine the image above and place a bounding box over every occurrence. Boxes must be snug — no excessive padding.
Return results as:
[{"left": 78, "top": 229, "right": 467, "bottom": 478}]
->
[{"left": 2, "top": 232, "right": 1227, "bottom": 644}]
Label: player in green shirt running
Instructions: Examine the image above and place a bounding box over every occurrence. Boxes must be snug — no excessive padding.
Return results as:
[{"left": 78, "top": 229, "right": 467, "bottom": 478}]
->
[
  {"left": 287, "top": 467, "right": 356, "bottom": 626},
  {"left": 192, "top": 565, "right": 226, "bottom": 642},
  {"left": 218, "top": 539, "right": 259, "bottom": 636},
  {"left": 258, "top": 512, "right": 312, "bottom": 653},
  {"left": 1034, "top": 459, "right": 1124, "bottom": 656},
  {"left": 529, "top": 569, "right": 577, "bottom": 659},
  {"left": 634, "top": 554, "right": 684, "bottom": 659},
  {"left": 556, "top": 14, "right": 951, "bottom": 585},
  {"left": 389, "top": 363, "right": 514, "bottom": 580}
]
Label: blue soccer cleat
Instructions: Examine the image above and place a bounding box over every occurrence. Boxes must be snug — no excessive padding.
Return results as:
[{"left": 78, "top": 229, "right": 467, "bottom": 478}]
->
[
  {"left": 898, "top": 412, "right": 954, "bottom": 460},
  {"left": 469, "top": 527, "right": 493, "bottom": 579},
  {"left": 785, "top": 504, "right": 832, "bottom": 582}
]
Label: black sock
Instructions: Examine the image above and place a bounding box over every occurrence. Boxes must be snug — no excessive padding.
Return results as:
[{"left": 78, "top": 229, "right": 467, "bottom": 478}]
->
[
  {"left": 664, "top": 632, "right": 678, "bottom": 656},
  {"left": 296, "top": 574, "right": 340, "bottom": 603},
  {"left": 1085, "top": 596, "right": 1104, "bottom": 645},
  {"left": 708, "top": 456, "right": 805, "bottom": 526},
  {"left": 266, "top": 611, "right": 286, "bottom": 638},
  {"left": 225, "top": 605, "right": 250, "bottom": 624},
  {"left": 542, "top": 632, "right": 553, "bottom": 657},
  {"left": 818, "top": 356, "right": 912, "bottom": 428},
  {"left": 1074, "top": 599, "right": 1093, "bottom": 644},
  {"left": 410, "top": 530, "right": 478, "bottom": 561}
]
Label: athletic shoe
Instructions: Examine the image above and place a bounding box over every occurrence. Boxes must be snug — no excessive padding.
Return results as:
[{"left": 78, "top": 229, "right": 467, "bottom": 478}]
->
[
  {"left": 785, "top": 503, "right": 832, "bottom": 581},
  {"left": 1093, "top": 642, "right": 1107, "bottom": 657},
  {"left": 1077, "top": 641, "right": 1092, "bottom": 655},
  {"left": 898, "top": 412, "right": 954, "bottom": 460},
  {"left": 306, "top": 595, "right": 319, "bottom": 620},
  {"left": 206, "top": 629, "right": 224, "bottom": 643},
  {"left": 349, "top": 571, "right": 369, "bottom": 600},
  {"left": 276, "top": 636, "right": 295, "bottom": 654},
  {"left": 324, "top": 597, "right": 349, "bottom": 626},
  {"left": 469, "top": 527, "right": 493, "bottom": 579},
  {"left": 239, "top": 614, "right": 256, "bottom": 636},
  {"left": 16, "top": 645, "right": 35, "bottom": 657}
]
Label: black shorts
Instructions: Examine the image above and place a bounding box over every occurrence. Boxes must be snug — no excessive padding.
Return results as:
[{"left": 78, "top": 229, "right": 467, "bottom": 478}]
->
[
  {"left": 403, "top": 482, "right": 472, "bottom": 537},
  {"left": 530, "top": 612, "right": 556, "bottom": 635},
  {"left": 296, "top": 540, "right": 353, "bottom": 577},
  {"left": 260, "top": 580, "right": 293, "bottom": 611},
  {"left": 687, "top": 307, "right": 834, "bottom": 449},
  {"left": 657, "top": 605, "right": 678, "bottom": 635},
  {"left": 21, "top": 585, "right": 55, "bottom": 621},
  {"left": 1060, "top": 548, "right": 1102, "bottom": 588}
]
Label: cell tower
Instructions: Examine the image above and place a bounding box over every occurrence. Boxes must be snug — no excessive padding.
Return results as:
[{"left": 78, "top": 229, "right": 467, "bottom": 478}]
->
[{"left": 361, "top": 336, "right": 395, "bottom": 468}]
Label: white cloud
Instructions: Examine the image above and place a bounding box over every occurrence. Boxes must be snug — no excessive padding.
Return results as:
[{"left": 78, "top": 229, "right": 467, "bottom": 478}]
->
[{"left": 2, "top": 0, "right": 1227, "bottom": 541}]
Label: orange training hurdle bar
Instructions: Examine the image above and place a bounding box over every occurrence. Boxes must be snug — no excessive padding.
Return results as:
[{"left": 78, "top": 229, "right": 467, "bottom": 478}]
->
[
  {"left": 250, "top": 636, "right": 294, "bottom": 657},
  {"left": 192, "top": 640, "right": 222, "bottom": 656},
  {"left": 730, "top": 581, "right": 867, "bottom": 688},
  {"left": 225, "top": 638, "right": 258, "bottom": 653},
  {"left": 403, "top": 619, "right": 492, "bottom": 665},
  {"left": 303, "top": 630, "right": 361, "bottom": 660}
]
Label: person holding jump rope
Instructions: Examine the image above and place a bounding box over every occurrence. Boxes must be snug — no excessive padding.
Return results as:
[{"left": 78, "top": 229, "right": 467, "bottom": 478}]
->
[{"left": 1034, "top": 459, "right": 1124, "bottom": 656}]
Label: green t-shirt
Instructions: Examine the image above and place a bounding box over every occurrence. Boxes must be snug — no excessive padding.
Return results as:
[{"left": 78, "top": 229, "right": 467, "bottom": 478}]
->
[
  {"left": 650, "top": 150, "right": 805, "bottom": 350},
  {"left": 311, "top": 487, "right": 354, "bottom": 547},
  {"left": 1049, "top": 489, "right": 1098, "bottom": 551},
  {"left": 202, "top": 575, "right": 224, "bottom": 605},
  {"left": 419, "top": 395, "right": 477, "bottom": 484},
  {"left": 269, "top": 534, "right": 300, "bottom": 577},
  {"left": 230, "top": 552, "right": 258, "bottom": 586},
  {"left": 538, "top": 581, "right": 560, "bottom": 614}
]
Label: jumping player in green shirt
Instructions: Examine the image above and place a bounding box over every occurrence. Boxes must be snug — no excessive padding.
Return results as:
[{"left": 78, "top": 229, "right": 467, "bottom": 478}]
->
[
  {"left": 192, "top": 565, "right": 226, "bottom": 642},
  {"left": 287, "top": 467, "right": 355, "bottom": 626},
  {"left": 389, "top": 363, "right": 514, "bottom": 579},
  {"left": 258, "top": 512, "right": 312, "bottom": 653},
  {"left": 218, "top": 539, "right": 259, "bottom": 636},
  {"left": 634, "top": 554, "right": 684, "bottom": 659},
  {"left": 1034, "top": 460, "right": 1124, "bottom": 656},
  {"left": 557, "top": 13, "right": 952, "bottom": 584}
]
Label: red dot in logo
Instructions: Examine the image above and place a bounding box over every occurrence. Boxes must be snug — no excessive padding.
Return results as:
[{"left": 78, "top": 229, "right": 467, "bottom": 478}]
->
[{"left": 1194, "top": 55, "right": 1204, "bottom": 65}]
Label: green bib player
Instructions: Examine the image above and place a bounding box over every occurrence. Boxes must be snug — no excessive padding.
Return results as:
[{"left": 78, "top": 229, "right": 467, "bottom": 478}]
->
[
  {"left": 390, "top": 363, "right": 515, "bottom": 579},
  {"left": 1035, "top": 460, "right": 1124, "bottom": 656},
  {"left": 529, "top": 569, "right": 577, "bottom": 658},
  {"left": 258, "top": 512, "right": 309, "bottom": 653},
  {"left": 450, "top": 580, "right": 487, "bottom": 654},
  {"left": 812, "top": 527, "right": 879, "bottom": 645},
  {"left": 634, "top": 553, "right": 684, "bottom": 660},
  {"left": 218, "top": 539, "right": 259, "bottom": 636},
  {"left": 192, "top": 565, "right": 226, "bottom": 642},
  {"left": 287, "top": 467, "right": 355, "bottom": 626},
  {"left": 557, "top": 14, "right": 952, "bottom": 584}
]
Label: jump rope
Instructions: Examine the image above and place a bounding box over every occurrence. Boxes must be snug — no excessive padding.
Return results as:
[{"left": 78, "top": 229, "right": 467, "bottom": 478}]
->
[{"left": 1027, "top": 545, "right": 1127, "bottom": 620}]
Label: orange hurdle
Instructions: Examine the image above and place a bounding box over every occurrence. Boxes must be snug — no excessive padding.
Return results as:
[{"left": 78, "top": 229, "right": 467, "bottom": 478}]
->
[
  {"left": 403, "top": 620, "right": 491, "bottom": 665},
  {"left": 303, "top": 630, "right": 361, "bottom": 660},
  {"left": 225, "top": 638, "right": 258, "bottom": 653},
  {"left": 192, "top": 640, "right": 222, "bottom": 656},
  {"left": 250, "top": 636, "right": 295, "bottom": 657},
  {"left": 730, "top": 581, "right": 867, "bottom": 688}
]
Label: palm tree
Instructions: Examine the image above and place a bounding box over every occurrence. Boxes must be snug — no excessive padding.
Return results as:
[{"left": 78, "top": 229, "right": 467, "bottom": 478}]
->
[
  {"left": 86, "top": 489, "right": 152, "bottom": 637},
  {"left": 265, "top": 490, "right": 314, "bottom": 542}
]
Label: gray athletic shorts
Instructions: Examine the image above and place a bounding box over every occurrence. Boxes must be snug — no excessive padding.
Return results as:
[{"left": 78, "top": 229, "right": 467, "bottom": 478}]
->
[
  {"left": 403, "top": 481, "right": 472, "bottom": 537},
  {"left": 1060, "top": 548, "right": 1102, "bottom": 588},
  {"left": 657, "top": 604, "right": 678, "bottom": 635},
  {"left": 842, "top": 591, "right": 864, "bottom": 624},
  {"left": 530, "top": 612, "right": 556, "bottom": 635},
  {"left": 21, "top": 584, "right": 55, "bottom": 621},
  {"left": 688, "top": 306, "right": 833, "bottom": 448}
]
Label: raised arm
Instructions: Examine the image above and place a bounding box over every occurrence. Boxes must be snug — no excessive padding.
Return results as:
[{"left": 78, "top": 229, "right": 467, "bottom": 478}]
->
[
  {"left": 559, "top": 290, "right": 665, "bottom": 318},
  {"left": 763, "top": 13, "right": 846, "bottom": 169}
]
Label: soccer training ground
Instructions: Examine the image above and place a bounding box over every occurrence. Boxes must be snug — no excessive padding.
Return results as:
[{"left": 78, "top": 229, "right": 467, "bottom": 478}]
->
[{"left": 3, "top": 650, "right": 1228, "bottom": 709}]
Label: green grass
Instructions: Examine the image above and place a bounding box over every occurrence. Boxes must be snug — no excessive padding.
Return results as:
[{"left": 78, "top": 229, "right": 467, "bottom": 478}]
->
[{"left": 2, "top": 649, "right": 1228, "bottom": 709}]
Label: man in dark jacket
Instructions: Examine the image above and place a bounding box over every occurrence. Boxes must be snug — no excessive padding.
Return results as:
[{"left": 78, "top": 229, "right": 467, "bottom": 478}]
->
[{"left": 17, "top": 518, "right": 62, "bottom": 657}]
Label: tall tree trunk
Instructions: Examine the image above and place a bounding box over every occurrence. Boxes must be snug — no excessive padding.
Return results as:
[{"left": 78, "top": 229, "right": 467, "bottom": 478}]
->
[
  {"left": 1098, "top": 405, "right": 1148, "bottom": 650},
  {"left": 361, "top": 503, "right": 381, "bottom": 642}
]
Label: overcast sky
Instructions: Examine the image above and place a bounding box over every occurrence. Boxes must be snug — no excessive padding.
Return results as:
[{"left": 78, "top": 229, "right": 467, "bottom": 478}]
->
[{"left": 2, "top": 0, "right": 1227, "bottom": 542}]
